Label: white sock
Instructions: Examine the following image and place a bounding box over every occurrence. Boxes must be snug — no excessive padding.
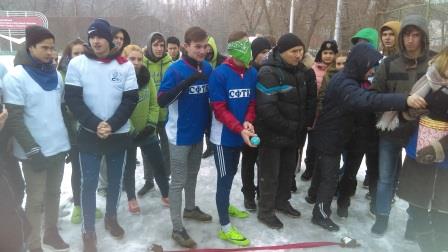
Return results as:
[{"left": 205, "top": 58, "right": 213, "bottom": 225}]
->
[{"left": 221, "top": 223, "right": 232, "bottom": 233}]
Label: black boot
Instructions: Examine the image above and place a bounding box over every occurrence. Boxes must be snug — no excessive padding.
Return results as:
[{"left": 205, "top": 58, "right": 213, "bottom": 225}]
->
[
  {"left": 276, "top": 202, "right": 301, "bottom": 218},
  {"left": 244, "top": 197, "right": 257, "bottom": 212},
  {"left": 301, "top": 168, "right": 313, "bottom": 181},
  {"left": 82, "top": 232, "right": 97, "bottom": 252},
  {"left": 201, "top": 148, "right": 214, "bottom": 159},
  {"left": 305, "top": 195, "right": 316, "bottom": 204},
  {"left": 105, "top": 215, "right": 125, "bottom": 239},
  {"left": 337, "top": 206, "right": 348, "bottom": 218},
  {"left": 258, "top": 214, "right": 283, "bottom": 229},
  {"left": 137, "top": 181, "right": 154, "bottom": 197},
  {"left": 371, "top": 215, "right": 389, "bottom": 236},
  {"left": 311, "top": 216, "right": 340, "bottom": 231},
  {"left": 42, "top": 228, "right": 69, "bottom": 251},
  {"left": 291, "top": 178, "right": 298, "bottom": 193}
]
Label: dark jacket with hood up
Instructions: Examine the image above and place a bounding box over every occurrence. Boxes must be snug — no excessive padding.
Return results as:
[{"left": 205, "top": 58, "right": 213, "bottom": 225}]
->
[
  {"left": 255, "top": 48, "right": 315, "bottom": 148},
  {"left": 372, "top": 15, "right": 437, "bottom": 146},
  {"left": 310, "top": 43, "right": 408, "bottom": 155}
]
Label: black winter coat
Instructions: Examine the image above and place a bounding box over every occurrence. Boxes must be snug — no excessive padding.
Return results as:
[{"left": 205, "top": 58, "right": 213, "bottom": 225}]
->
[
  {"left": 255, "top": 49, "right": 316, "bottom": 148},
  {"left": 310, "top": 43, "right": 408, "bottom": 155}
]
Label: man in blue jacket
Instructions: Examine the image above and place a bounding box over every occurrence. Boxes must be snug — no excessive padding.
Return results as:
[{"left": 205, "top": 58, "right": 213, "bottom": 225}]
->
[{"left": 158, "top": 26, "right": 213, "bottom": 249}]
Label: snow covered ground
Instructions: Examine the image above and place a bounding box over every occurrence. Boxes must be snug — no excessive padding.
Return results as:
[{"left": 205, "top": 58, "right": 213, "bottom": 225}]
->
[
  {"left": 53, "top": 149, "right": 419, "bottom": 252},
  {"left": 0, "top": 55, "right": 419, "bottom": 251}
]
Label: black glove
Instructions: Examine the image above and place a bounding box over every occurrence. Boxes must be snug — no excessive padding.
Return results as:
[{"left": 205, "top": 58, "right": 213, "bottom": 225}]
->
[
  {"left": 134, "top": 126, "right": 156, "bottom": 141},
  {"left": 416, "top": 145, "right": 436, "bottom": 164},
  {"left": 27, "top": 150, "right": 47, "bottom": 171},
  {"left": 185, "top": 72, "right": 207, "bottom": 85}
]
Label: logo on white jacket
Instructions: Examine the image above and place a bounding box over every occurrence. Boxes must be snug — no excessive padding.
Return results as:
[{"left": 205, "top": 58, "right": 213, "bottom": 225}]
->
[
  {"left": 229, "top": 89, "right": 251, "bottom": 98},
  {"left": 189, "top": 84, "right": 208, "bottom": 94},
  {"left": 110, "top": 71, "right": 123, "bottom": 83}
]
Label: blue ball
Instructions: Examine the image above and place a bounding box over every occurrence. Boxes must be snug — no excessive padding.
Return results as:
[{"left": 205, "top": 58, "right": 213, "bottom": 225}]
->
[{"left": 250, "top": 136, "right": 260, "bottom": 146}]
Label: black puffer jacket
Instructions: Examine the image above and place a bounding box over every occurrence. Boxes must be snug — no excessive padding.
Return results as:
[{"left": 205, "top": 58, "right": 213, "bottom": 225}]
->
[
  {"left": 255, "top": 49, "right": 314, "bottom": 148},
  {"left": 310, "top": 43, "right": 408, "bottom": 155}
]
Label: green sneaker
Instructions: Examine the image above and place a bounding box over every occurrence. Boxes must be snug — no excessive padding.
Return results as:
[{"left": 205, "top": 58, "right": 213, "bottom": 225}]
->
[
  {"left": 218, "top": 226, "right": 250, "bottom": 246},
  {"left": 71, "top": 206, "right": 102, "bottom": 224},
  {"left": 228, "top": 205, "right": 249, "bottom": 218},
  {"left": 71, "top": 205, "right": 82, "bottom": 224},
  {"left": 95, "top": 208, "right": 103, "bottom": 219}
]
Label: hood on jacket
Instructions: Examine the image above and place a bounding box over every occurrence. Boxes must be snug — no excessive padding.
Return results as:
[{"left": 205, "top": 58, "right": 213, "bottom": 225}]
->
[
  {"left": 13, "top": 45, "right": 33, "bottom": 66},
  {"left": 398, "top": 15, "right": 429, "bottom": 58},
  {"left": 344, "top": 43, "right": 382, "bottom": 81},
  {"left": 207, "top": 36, "right": 219, "bottom": 67},
  {"left": 111, "top": 26, "right": 131, "bottom": 49},
  {"left": 145, "top": 32, "right": 167, "bottom": 62},
  {"left": 351, "top": 28, "right": 379, "bottom": 50},
  {"left": 380, "top": 20, "right": 400, "bottom": 56}
]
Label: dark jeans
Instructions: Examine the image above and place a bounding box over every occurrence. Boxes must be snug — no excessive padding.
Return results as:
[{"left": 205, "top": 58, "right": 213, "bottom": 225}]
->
[
  {"left": 304, "top": 144, "right": 317, "bottom": 175},
  {"left": 144, "top": 124, "right": 171, "bottom": 183},
  {"left": 258, "top": 146, "right": 297, "bottom": 217},
  {"left": 79, "top": 150, "right": 126, "bottom": 233},
  {"left": 214, "top": 145, "right": 240, "bottom": 226},
  {"left": 1, "top": 155, "right": 24, "bottom": 205},
  {"left": 70, "top": 146, "right": 81, "bottom": 206},
  {"left": 337, "top": 150, "right": 379, "bottom": 208},
  {"left": 241, "top": 144, "right": 259, "bottom": 199},
  {"left": 124, "top": 139, "right": 169, "bottom": 200},
  {"left": 375, "top": 137, "right": 402, "bottom": 216},
  {"left": 311, "top": 151, "right": 340, "bottom": 219}
]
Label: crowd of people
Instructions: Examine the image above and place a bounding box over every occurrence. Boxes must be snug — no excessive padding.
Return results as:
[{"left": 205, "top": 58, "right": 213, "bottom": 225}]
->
[{"left": 0, "top": 14, "right": 447, "bottom": 252}]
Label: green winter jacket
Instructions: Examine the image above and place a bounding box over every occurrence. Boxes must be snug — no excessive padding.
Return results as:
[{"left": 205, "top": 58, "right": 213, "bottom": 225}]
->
[
  {"left": 142, "top": 53, "right": 172, "bottom": 123},
  {"left": 129, "top": 65, "right": 159, "bottom": 135},
  {"left": 351, "top": 28, "right": 379, "bottom": 50}
]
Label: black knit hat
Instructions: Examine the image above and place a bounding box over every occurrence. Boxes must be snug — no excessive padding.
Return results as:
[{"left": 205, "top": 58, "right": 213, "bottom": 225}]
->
[
  {"left": 315, "top": 40, "right": 338, "bottom": 62},
  {"left": 276, "top": 33, "right": 304, "bottom": 53},
  {"left": 87, "top": 18, "right": 113, "bottom": 46},
  {"left": 251, "top": 37, "right": 271, "bottom": 58},
  {"left": 25, "top": 25, "right": 55, "bottom": 49}
]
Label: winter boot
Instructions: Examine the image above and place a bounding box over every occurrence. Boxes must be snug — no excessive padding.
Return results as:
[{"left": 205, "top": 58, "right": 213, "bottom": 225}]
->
[
  {"left": 172, "top": 228, "right": 197, "bottom": 248},
  {"left": 105, "top": 215, "right": 125, "bottom": 239},
  {"left": 183, "top": 206, "right": 212, "bottom": 222},
  {"left": 244, "top": 197, "right": 256, "bottom": 212},
  {"left": 258, "top": 214, "right": 283, "bottom": 229},
  {"left": 311, "top": 216, "right": 340, "bottom": 232},
  {"left": 42, "top": 227, "right": 69, "bottom": 251},
  {"left": 337, "top": 206, "right": 348, "bottom": 218},
  {"left": 82, "top": 232, "right": 97, "bottom": 252},
  {"left": 305, "top": 195, "right": 316, "bottom": 204},
  {"left": 371, "top": 215, "right": 389, "bottom": 236},
  {"left": 276, "top": 202, "right": 301, "bottom": 218},
  {"left": 301, "top": 168, "right": 313, "bottom": 181},
  {"left": 137, "top": 181, "right": 154, "bottom": 197}
]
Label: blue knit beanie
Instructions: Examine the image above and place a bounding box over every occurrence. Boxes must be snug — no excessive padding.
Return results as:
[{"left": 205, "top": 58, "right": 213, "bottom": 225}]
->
[{"left": 87, "top": 18, "right": 113, "bottom": 46}]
